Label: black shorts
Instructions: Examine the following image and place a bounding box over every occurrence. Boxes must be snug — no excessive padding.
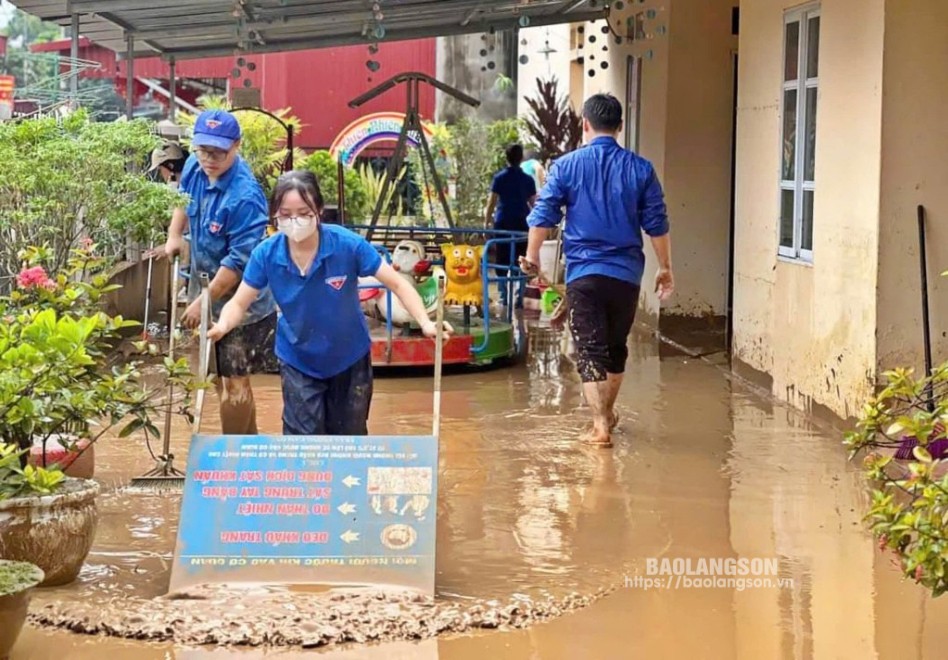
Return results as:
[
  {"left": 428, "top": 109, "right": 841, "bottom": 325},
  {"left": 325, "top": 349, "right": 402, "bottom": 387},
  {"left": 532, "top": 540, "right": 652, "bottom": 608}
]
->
[
  {"left": 566, "top": 275, "right": 640, "bottom": 383},
  {"left": 214, "top": 313, "right": 279, "bottom": 378}
]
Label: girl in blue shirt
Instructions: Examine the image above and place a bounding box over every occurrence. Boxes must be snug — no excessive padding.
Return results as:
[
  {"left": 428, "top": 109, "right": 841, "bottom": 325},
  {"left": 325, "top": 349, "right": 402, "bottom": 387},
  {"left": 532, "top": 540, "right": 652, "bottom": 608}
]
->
[{"left": 209, "top": 170, "right": 452, "bottom": 435}]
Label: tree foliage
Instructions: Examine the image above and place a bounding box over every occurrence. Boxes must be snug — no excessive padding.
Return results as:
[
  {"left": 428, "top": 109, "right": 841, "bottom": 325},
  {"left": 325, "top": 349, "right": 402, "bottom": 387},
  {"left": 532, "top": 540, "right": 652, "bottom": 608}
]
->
[
  {"left": 523, "top": 77, "right": 582, "bottom": 165},
  {"left": 0, "top": 110, "right": 183, "bottom": 282}
]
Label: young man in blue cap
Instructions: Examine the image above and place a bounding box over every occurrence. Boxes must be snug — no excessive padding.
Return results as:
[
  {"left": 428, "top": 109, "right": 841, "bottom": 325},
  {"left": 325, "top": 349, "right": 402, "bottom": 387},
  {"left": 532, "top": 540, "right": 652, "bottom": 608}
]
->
[
  {"left": 164, "top": 109, "right": 277, "bottom": 435},
  {"left": 521, "top": 93, "right": 675, "bottom": 449}
]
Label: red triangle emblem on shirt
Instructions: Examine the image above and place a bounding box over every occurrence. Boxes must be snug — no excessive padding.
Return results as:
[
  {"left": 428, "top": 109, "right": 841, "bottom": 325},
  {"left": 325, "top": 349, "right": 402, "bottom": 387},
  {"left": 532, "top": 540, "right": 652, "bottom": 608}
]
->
[{"left": 326, "top": 275, "right": 347, "bottom": 290}]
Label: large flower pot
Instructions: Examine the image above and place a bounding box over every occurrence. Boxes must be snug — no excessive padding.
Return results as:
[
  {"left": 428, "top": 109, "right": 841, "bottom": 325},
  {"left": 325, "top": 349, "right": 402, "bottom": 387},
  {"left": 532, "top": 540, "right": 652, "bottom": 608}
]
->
[
  {"left": 0, "top": 560, "right": 44, "bottom": 660},
  {"left": 0, "top": 478, "right": 99, "bottom": 587},
  {"left": 28, "top": 435, "right": 95, "bottom": 480}
]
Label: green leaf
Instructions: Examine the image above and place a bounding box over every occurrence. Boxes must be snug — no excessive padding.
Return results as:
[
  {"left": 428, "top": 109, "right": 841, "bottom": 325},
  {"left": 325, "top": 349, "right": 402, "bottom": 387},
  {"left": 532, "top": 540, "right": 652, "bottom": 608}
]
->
[
  {"left": 915, "top": 446, "right": 934, "bottom": 464},
  {"left": 118, "top": 418, "right": 146, "bottom": 438},
  {"left": 887, "top": 421, "right": 907, "bottom": 436}
]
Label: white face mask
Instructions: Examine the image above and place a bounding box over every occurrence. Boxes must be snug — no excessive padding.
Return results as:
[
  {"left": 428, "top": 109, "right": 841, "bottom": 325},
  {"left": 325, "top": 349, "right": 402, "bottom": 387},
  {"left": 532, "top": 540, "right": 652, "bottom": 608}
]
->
[
  {"left": 278, "top": 216, "right": 318, "bottom": 243},
  {"left": 167, "top": 181, "right": 179, "bottom": 191}
]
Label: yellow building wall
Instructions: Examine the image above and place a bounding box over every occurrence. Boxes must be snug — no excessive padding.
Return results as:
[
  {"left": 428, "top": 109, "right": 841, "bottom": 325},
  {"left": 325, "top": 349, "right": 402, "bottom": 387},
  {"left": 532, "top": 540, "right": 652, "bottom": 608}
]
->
[
  {"left": 876, "top": 0, "right": 948, "bottom": 377},
  {"left": 732, "top": 0, "right": 884, "bottom": 419}
]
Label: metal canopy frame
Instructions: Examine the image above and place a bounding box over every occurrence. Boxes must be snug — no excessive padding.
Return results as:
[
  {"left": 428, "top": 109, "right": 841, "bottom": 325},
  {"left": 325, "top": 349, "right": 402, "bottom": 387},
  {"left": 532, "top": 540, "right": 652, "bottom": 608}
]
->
[{"left": 18, "top": 0, "right": 607, "bottom": 60}]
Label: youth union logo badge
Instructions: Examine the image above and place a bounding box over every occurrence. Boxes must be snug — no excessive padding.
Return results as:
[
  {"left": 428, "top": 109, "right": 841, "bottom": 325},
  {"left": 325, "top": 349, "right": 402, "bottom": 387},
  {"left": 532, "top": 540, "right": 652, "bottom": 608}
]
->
[{"left": 325, "top": 275, "right": 347, "bottom": 290}]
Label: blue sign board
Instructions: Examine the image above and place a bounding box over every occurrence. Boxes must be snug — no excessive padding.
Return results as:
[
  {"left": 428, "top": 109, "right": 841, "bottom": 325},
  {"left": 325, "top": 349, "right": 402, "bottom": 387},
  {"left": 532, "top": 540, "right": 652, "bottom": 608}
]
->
[{"left": 169, "top": 435, "right": 439, "bottom": 595}]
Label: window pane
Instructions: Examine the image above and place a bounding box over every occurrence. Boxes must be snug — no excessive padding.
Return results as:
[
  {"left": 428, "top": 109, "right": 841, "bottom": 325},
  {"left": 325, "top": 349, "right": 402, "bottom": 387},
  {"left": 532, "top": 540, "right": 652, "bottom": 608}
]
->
[
  {"left": 782, "top": 89, "right": 798, "bottom": 181},
  {"left": 806, "top": 16, "right": 820, "bottom": 79},
  {"left": 804, "top": 87, "right": 817, "bottom": 181},
  {"left": 802, "top": 190, "right": 814, "bottom": 251},
  {"left": 785, "top": 21, "right": 800, "bottom": 81},
  {"left": 780, "top": 189, "right": 795, "bottom": 249}
]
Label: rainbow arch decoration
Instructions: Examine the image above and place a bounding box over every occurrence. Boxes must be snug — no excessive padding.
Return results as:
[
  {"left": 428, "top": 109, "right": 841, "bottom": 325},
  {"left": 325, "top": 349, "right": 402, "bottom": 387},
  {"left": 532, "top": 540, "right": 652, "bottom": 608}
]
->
[{"left": 329, "top": 112, "right": 434, "bottom": 168}]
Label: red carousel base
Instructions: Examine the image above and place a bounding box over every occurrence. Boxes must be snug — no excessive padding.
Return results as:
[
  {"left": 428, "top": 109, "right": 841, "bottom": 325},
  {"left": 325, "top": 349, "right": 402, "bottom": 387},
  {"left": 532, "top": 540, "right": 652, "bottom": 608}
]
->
[
  {"left": 368, "top": 314, "right": 515, "bottom": 368},
  {"left": 370, "top": 330, "right": 474, "bottom": 367}
]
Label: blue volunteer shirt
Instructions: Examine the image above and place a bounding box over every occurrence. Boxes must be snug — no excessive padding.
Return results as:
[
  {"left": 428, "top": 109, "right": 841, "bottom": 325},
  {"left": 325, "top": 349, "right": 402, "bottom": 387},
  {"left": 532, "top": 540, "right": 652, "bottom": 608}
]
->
[
  {"left": 242, "top": 225, "right": 383, "bottom": 380},
  {"left": 491, "top": 166, "right": 537, "bottom": 230},
  {"left": 527, "top": 136, "right": 669, "bottom": 286},
  {"left": 180, "top": 154, "right": 276, "bottom": 324}
]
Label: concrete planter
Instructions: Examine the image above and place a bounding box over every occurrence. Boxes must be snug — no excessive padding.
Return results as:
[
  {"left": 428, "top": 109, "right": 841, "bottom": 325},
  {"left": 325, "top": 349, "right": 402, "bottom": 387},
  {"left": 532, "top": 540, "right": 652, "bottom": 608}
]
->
[
  {"left": 0, "top": 560, "right": 44, "bottom": 659},
  {"left": 102, "top": 255, "right": 171, "bottom": 338},
  {"left": 0, "top": 478, "right": 99, "bottom": 587},
  {"left": 28, "top": 435, "right": 95, "bottom": 480}
]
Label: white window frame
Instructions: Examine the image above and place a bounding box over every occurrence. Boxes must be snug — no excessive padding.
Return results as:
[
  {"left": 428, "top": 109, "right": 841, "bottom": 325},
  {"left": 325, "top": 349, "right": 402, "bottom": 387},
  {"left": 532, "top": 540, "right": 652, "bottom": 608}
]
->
[{"left": 778, "top": 4, "right": 820, "bottom": 263}]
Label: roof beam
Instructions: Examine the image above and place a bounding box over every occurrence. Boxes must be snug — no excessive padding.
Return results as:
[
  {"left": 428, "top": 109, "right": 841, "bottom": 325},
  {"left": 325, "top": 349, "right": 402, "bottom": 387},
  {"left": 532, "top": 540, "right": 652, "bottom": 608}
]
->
[
  {"left": 128, "top": 0, "right": 554, "bottom": 39},
  {"left": 161, "top": 8, "right": 608, "bottom": 60},
  {"left": 130, "top": 11, "right": 365, "bottom": 40},
  {"left": 70, "top": 0, "right": 232, "bottom": 12}
]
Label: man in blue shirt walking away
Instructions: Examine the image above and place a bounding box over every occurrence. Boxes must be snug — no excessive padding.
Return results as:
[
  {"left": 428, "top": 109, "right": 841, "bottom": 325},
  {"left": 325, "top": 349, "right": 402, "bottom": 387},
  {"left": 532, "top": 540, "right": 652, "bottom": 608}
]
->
[
  {"left": 522, "top": 93, "right": 675, "bottom": 448},
  {"left": 164, "top": 109, "right": 278, "bottom": 436},
  {"left": 484, "top": 144, "right": 537, "bottom": 307}
]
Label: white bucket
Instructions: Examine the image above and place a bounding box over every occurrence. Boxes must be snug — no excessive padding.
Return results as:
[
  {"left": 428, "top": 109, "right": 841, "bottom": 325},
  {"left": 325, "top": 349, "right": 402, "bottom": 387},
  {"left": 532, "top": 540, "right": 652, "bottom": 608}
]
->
[{"left": 539, "top": 239, "right": 562, "bottom": 282}]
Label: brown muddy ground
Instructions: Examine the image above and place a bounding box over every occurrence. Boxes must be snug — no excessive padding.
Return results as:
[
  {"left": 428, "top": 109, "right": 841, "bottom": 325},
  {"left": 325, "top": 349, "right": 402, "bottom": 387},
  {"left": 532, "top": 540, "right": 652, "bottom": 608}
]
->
[{"left": 12, "top": 324, "right": 948, "bottom": 659}]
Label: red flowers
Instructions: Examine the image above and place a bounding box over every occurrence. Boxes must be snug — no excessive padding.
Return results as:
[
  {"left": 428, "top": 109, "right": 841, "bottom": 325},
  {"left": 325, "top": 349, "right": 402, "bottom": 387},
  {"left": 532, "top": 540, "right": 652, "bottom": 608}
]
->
[{"left": 16, "top": 266, "right": 56, "bottom": 291}]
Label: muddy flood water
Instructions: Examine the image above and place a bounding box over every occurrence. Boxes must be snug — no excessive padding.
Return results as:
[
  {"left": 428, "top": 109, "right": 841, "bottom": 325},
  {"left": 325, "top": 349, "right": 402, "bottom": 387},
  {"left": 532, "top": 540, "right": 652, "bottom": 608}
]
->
[{"left": 12, "top": 323, "right": 948, "bottom": 659}]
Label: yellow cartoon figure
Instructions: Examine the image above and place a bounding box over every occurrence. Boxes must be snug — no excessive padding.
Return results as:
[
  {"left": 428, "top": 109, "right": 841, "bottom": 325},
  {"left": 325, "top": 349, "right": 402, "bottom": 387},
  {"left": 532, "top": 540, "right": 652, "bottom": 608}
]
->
[{"left": 440, "top": 243, "right": 484, "bottom": 306}]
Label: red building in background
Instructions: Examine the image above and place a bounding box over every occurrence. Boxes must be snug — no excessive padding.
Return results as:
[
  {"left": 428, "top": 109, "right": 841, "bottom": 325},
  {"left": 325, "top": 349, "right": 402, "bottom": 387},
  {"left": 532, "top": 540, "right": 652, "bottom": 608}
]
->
[{"left": 31, "top": 38, "right": 437, "bottom": 149}]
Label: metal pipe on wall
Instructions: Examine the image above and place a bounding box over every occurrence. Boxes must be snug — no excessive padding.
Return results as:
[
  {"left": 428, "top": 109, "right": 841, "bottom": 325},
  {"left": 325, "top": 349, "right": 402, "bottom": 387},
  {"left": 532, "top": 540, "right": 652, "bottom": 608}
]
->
[
  {"left": 70, "top": 13, "right": 79, "bottom": 101},
  {"left": 125, "top": 33, "right": 134, "bottom": 120},
  {"left": 169, "top": 56, "right": 177, "bottom": 122}
]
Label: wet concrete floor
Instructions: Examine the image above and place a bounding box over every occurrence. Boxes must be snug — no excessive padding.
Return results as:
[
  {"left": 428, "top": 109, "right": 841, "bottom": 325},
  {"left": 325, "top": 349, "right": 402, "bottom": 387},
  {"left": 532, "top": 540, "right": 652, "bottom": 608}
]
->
[{"left": 12, "top": 324, "right": 948, "bottom": 658}]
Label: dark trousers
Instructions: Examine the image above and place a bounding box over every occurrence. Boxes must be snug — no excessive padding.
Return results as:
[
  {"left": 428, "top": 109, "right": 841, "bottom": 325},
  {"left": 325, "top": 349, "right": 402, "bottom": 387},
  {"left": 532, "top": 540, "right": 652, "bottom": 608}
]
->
[
  {"left": 566, "top": 275, "right": 640, "bottom": 383},
  {"left": 280, "top": 352, "right": 373, "bottom": 435},
  {"left": 493, "top": 239, "right": 528, "bottom": 306}
]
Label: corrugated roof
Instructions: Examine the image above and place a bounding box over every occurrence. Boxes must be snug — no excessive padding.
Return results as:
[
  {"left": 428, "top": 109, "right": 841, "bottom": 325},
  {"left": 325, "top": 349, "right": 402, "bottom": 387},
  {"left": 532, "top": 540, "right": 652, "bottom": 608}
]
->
[{"left": 13, "top": 0, "right": 606, "bottom": 60}]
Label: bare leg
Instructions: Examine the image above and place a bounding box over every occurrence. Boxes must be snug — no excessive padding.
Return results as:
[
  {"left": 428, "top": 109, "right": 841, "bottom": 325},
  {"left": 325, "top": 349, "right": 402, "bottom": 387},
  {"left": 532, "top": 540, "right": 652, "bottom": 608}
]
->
[
  {"left": 606, "top": 373, "right": 623, "bottom": 429},
  {"left": 579, "top": 381, "right": 612, "bottom": 447},
  {"left": 216, "top": 375, "right": 258, "bottom": 435}
]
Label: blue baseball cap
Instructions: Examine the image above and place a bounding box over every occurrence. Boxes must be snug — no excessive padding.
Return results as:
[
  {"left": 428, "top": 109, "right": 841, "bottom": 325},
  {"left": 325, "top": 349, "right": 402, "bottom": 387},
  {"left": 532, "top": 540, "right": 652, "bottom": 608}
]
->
[{"left": 191, "top": 109, "right": 241, "bottom": 150}]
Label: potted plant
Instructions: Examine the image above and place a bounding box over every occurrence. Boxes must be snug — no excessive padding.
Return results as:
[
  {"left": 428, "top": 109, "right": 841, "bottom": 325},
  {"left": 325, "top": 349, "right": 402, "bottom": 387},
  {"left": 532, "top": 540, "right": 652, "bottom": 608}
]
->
[
  {"left": 0, "top": 559, "right": 44, "bottom": 659},
  {"left": 0, "top": 245, "right": 200, "bottom": 586},
  {"left": 846, "top": 364, "right": 948, "bottom": 596}
]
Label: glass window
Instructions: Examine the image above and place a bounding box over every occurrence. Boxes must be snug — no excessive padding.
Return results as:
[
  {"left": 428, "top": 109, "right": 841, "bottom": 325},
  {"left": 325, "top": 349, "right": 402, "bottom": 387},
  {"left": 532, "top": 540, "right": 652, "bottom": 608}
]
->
[{"left": 778, "top": 6, "right": 820, "bottom": 262}]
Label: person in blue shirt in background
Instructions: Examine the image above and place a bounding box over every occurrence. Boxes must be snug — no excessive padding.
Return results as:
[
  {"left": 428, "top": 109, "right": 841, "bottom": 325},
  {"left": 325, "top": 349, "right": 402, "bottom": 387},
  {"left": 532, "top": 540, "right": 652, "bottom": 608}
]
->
[
  {"left": 484, "top": 144, "right": 537, "bottom": 308},
  {"left": 522, "top": 93, "right": 675, "bottom": 449},
  {"left": 164, "top": 109, "right": 278, "bottom": 436},
  {"left": 209, "top": 170, "right": 453, "bottom": 436}
]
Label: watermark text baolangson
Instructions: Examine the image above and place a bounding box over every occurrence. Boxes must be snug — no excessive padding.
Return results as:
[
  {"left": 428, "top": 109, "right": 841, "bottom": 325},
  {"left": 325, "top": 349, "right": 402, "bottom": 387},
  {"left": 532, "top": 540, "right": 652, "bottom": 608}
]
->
[{"left": 625, "top": 557, "right": 794, "bottom": 591}]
